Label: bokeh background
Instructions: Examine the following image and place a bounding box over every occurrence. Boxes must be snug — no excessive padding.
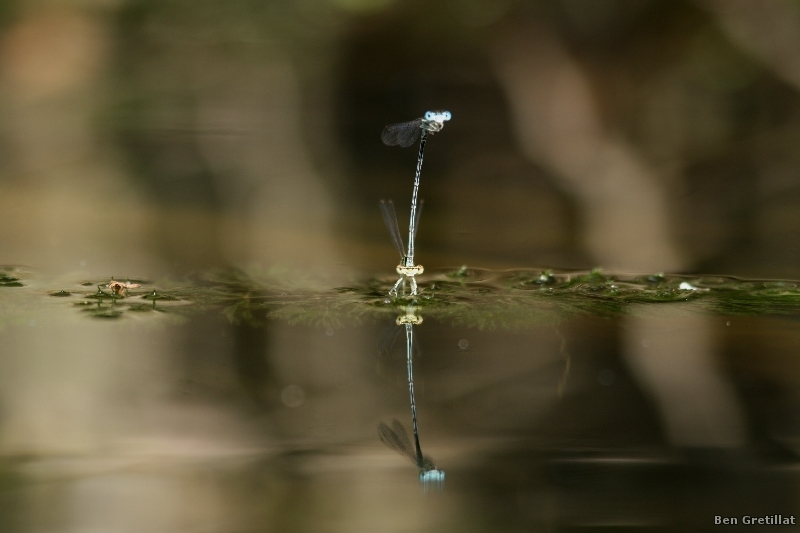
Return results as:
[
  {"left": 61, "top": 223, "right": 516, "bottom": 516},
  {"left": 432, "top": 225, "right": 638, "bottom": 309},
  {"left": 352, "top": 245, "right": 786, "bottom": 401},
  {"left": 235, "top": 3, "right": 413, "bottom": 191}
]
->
[
  {"left": 4, "top": 0, "right": 800, "bottom": 279},
  {"left": 2, "top": 0, "right": 800, "bottom": 531}
]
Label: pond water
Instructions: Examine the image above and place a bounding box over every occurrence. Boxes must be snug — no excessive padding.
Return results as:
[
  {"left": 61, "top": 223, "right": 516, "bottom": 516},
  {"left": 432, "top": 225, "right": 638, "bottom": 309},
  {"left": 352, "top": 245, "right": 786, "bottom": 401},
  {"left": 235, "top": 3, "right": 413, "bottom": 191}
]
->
[
  {"left": 4, "top": 0, "right": 800, "bottom": 530},
  {"left": 1, "top": 266, "right": 798, "bottom": 531}
]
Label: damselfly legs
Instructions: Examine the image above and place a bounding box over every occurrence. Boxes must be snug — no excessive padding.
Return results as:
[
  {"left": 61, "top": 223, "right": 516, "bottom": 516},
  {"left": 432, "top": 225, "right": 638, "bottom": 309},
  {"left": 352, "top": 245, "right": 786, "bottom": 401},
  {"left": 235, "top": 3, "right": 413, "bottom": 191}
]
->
[{"left": 381, "top": 110, "right": 451, "bottom": 297}]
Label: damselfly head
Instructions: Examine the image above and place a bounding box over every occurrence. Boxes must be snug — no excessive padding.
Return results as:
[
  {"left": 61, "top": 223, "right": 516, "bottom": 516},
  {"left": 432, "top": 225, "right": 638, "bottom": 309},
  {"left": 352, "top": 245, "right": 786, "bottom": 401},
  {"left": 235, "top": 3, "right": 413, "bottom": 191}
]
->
[{"left": 424, "top": 110, "right": 451, "bottom": 123}]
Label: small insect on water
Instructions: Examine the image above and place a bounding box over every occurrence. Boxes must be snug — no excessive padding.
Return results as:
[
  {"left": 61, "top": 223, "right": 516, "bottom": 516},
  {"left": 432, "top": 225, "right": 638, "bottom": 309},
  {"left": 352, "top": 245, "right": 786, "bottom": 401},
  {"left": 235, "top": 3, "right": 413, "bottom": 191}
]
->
[
  {"left": 106, "top": 279, "right": 141, "bottom": 297},
  {"left": 381, "top": 110, "right": 452, "bottom": 297}
]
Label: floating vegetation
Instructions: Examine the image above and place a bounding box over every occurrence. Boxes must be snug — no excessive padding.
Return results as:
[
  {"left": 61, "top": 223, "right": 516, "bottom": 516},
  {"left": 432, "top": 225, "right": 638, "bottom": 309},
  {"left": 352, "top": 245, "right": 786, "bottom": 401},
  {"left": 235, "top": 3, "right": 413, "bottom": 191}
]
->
[
  {"left": 48, "top": 278, "right": 188, "bottom": 320},
  {"left": 5, "top": 265, "right": 800, "bottom": 328},
  {"left": 78, "top": 303, "right": 125, "bottom": 320},
  {"left": 0, "top": 267, "right": 25, "bottom": 287},
  {"left": 50, "top": 290, "right": 71, "bottom": 297},
  {"left": 142, "top": 289, "right": 179, "bottom": 301}
]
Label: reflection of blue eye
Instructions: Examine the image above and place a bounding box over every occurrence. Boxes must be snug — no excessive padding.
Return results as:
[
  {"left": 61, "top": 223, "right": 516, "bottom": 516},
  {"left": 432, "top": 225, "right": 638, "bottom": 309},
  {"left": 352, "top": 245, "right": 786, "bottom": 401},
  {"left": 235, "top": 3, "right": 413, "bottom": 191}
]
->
[
  {"left": 424, "top": 111, "right": 433, "bottom": 120},
  {"left": 444, "top": 111, "right": 451, "bottom": 120}
]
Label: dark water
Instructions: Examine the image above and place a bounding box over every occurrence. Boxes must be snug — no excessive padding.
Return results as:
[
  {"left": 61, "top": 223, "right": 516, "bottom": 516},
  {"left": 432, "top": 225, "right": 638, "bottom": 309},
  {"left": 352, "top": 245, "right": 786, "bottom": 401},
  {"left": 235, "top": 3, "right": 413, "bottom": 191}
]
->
[{"left": 1, "top": 266, "right": 799, "bottom": 531}]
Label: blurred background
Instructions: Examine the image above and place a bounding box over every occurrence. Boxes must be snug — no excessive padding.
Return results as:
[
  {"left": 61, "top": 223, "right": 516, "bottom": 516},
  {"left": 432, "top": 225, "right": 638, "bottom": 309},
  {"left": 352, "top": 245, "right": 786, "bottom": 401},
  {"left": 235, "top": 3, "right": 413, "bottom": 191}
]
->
[
  {"left": 4, "top": 0, "right": 800, "bottom": 279},
  {"left": 2, "top": 0, "right": 800, "bottom": 531}
]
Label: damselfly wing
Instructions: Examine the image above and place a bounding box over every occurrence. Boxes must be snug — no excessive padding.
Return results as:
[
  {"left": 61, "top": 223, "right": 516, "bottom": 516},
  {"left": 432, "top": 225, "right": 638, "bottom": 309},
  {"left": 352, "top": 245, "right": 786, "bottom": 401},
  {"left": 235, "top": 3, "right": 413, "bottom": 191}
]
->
[
  {"left": 379, "top": 199, "right": 424, "bottom": 260},
  {"left": 381, "top": 118, "right": 425, "bottom": 148},
  {"left": 379, "top": 199, "right": 406, "bottom": 259}
]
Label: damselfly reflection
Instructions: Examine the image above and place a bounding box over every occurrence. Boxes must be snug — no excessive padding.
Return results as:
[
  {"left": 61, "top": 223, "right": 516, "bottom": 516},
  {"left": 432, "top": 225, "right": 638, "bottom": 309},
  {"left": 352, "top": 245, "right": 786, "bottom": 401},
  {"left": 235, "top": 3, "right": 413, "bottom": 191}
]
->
[
  {"left": 381, "top": 110, "right": 451, "bottom": 297},
  {"left": 378, "top": 307, "right": 444, "bottom": 492}
]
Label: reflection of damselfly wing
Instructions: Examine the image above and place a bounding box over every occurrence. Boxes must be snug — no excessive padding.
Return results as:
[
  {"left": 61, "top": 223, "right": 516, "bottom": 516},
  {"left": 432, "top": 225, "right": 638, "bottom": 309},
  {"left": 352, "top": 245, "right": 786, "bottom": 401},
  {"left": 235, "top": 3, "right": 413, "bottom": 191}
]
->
[
  {"left": 378, "top": 419, "right": 445, "bottom": 493},
  {"left": 378, "top": 419, "right": 440, "bottom": 473},
  {"left": 378, "top": 419, "right": 416, "bottom": 463},
  {"left": 378, "top": 321, "right": 422, "bottom": 360}
]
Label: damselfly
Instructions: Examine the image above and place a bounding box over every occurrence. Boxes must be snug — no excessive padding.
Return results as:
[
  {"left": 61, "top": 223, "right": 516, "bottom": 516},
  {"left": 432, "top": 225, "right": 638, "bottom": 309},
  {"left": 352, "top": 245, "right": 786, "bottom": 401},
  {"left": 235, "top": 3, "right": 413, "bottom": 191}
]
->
[
  {"left": 381, "top": 110, "right": 451, "bottom": 297},
  {"left": 378, "top": 307, "right": 444, "bottom": 491}
]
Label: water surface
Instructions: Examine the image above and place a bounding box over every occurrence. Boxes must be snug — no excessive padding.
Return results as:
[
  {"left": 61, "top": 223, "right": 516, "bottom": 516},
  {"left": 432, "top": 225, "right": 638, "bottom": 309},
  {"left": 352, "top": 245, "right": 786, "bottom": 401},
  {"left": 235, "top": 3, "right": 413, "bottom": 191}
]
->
[{"left": 1, "top": 266, "right": 799, "bottom": 531}]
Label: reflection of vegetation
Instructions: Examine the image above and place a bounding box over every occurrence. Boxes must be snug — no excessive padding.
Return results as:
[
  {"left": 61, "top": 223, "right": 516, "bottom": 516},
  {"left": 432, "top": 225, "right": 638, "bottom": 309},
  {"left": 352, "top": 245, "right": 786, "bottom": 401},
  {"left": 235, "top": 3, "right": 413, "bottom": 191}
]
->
[
  {"left": 0, "top": 267, "right": 24, "bottom": 287},
  {"left": 8, "top": 266, "right": 800, "bottom": 328}
]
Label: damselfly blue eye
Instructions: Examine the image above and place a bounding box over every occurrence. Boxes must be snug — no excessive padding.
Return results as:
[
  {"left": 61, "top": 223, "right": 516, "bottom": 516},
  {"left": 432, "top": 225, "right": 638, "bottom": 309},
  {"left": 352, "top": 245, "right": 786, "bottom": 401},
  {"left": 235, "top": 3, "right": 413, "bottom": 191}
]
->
[{"left": 421, "top": 110, "right": 451, "bottom": 123}]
